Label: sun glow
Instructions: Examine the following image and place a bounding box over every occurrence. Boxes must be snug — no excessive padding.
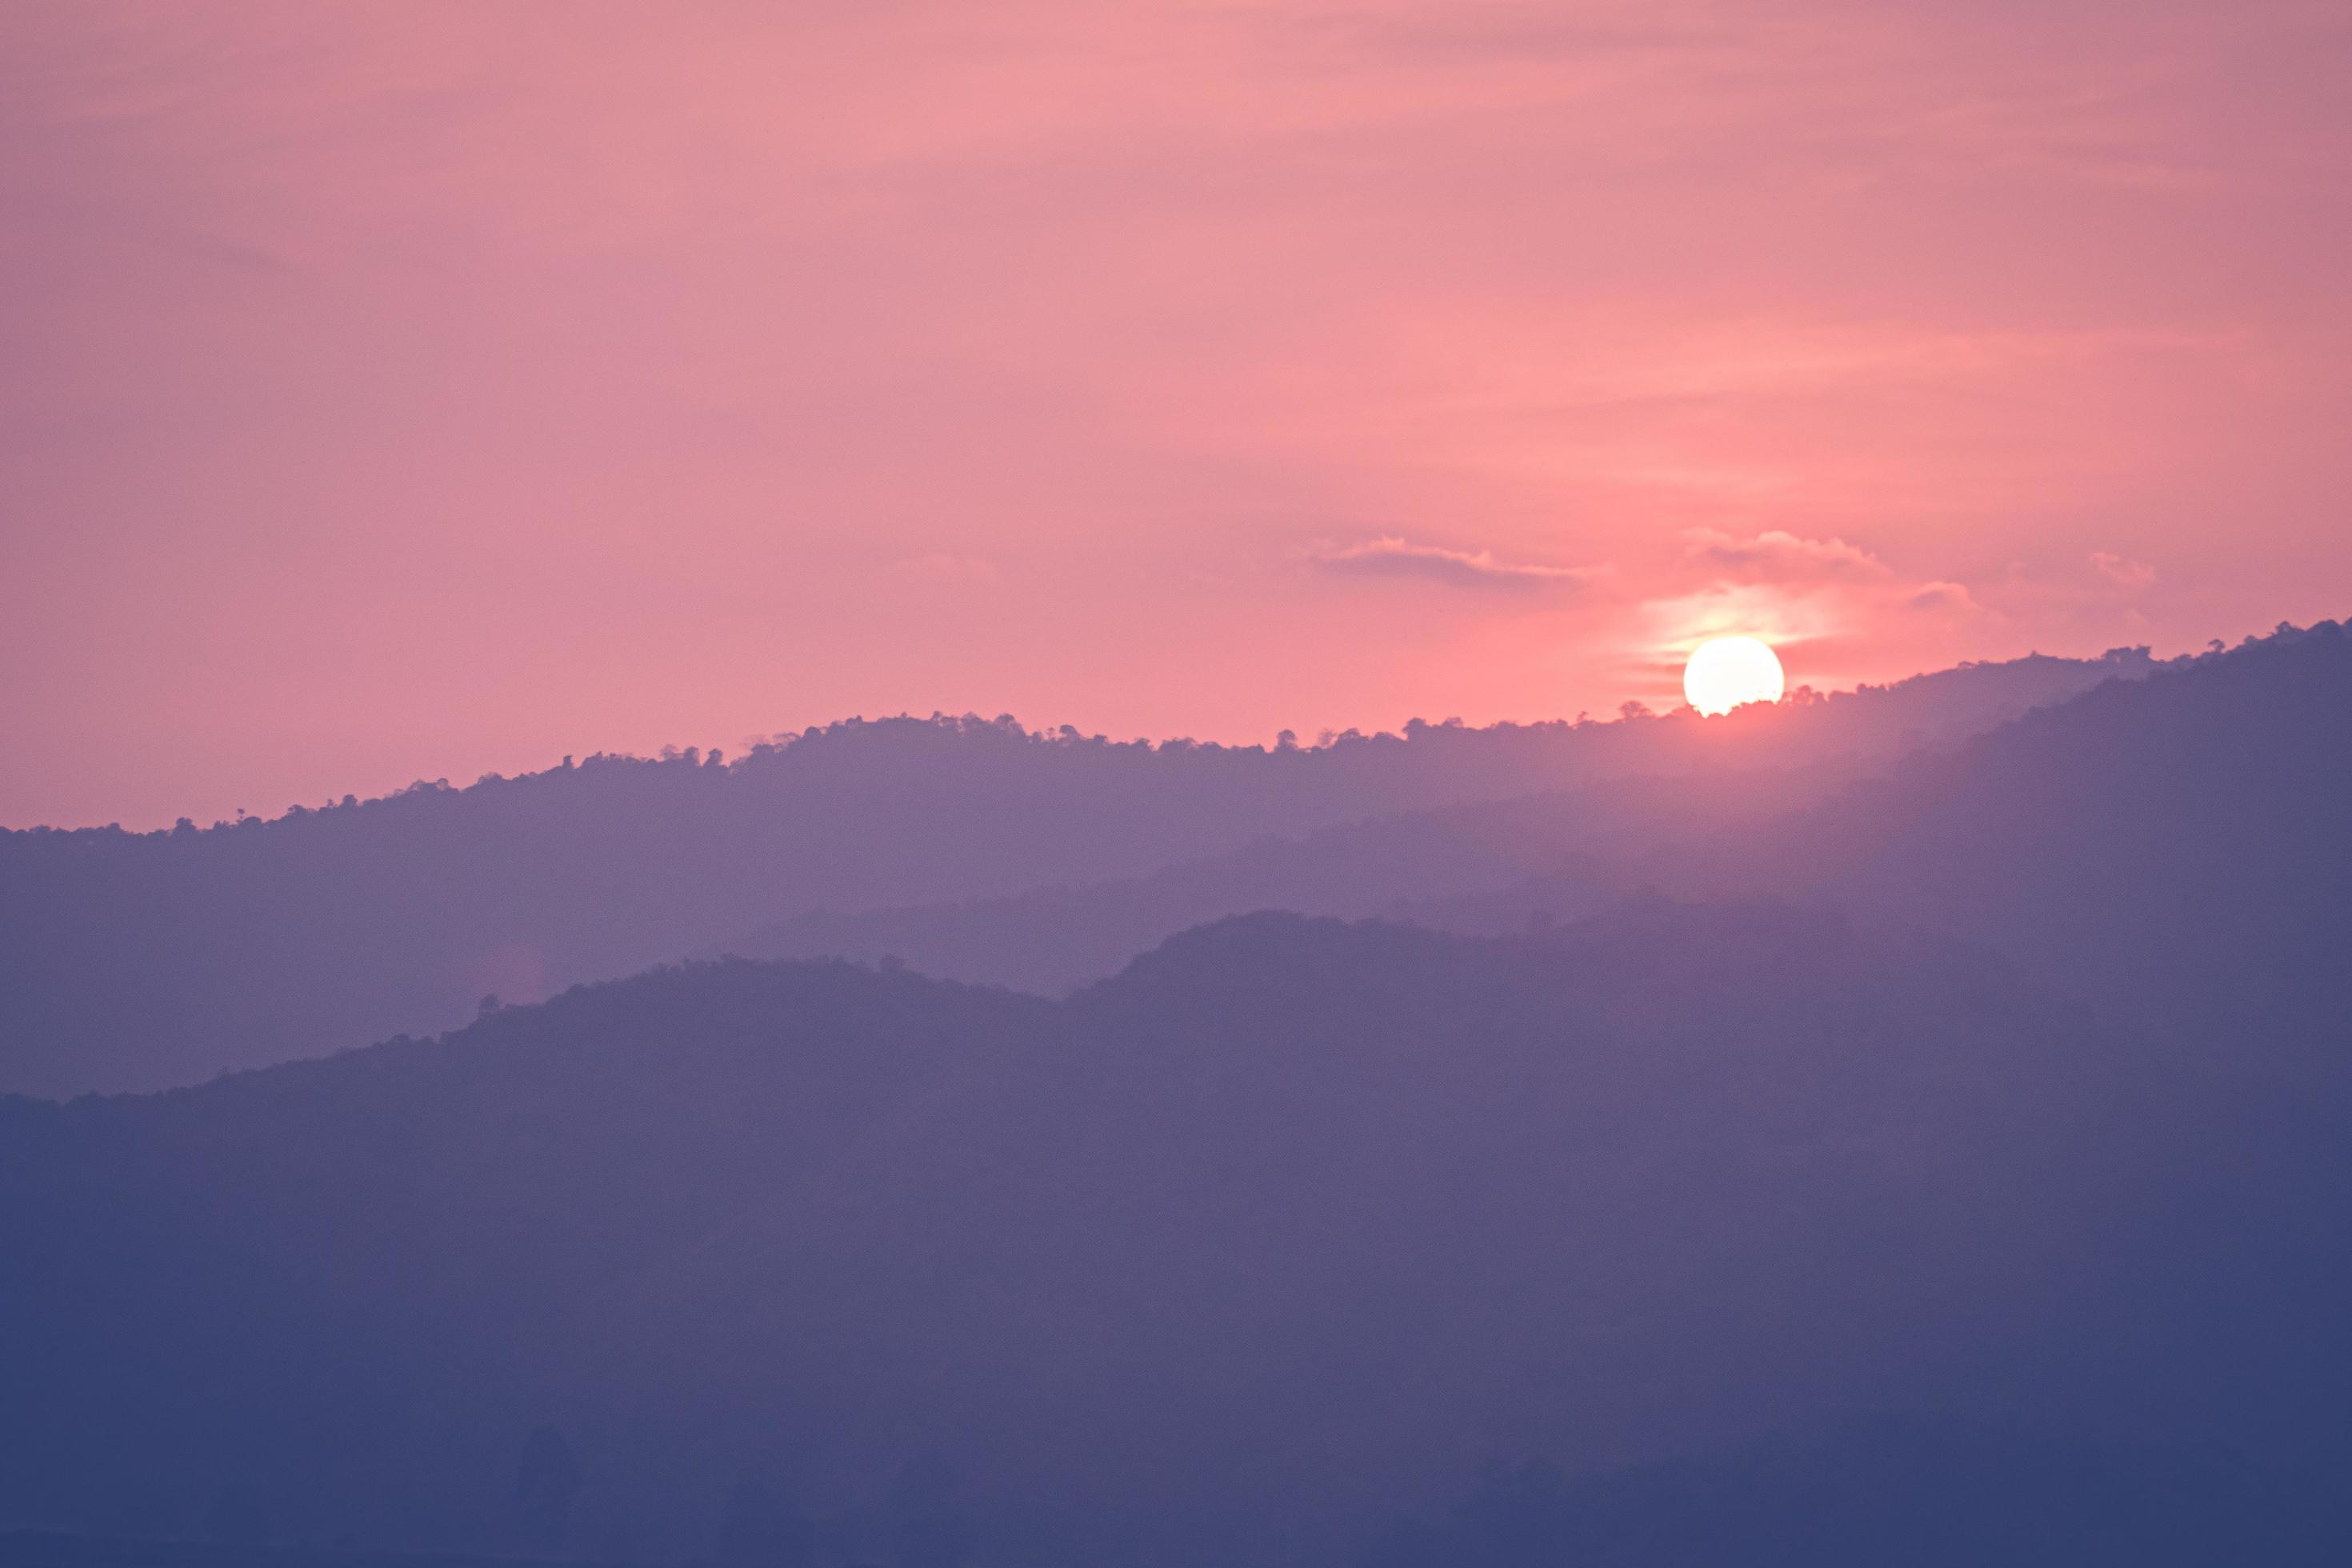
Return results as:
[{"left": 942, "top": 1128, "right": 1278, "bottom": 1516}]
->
[{"left": 1683, "top": 636, "right": 1786, "bottom": 715}]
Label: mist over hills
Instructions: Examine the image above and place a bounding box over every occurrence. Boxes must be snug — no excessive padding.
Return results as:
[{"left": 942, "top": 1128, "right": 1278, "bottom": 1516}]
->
[
  {"left": 6, "top": 624, "right": 2352, "bottom": 1564},
  {"left": 724, "top": 627, "right": 2347, "bottom": 1002},
  {"left": 0, "top": 646, "right": 2154, "bottom": 1096},
  {"left": 0, "top": 908, "right": 2194, "bottom": 1565},
  {"left": 10, "top": 1, "right": 2346, "bottom": 1561},
  {"left": 718, "top": 768, "right": 1810, "bottom": 993},
  {"left": 1717, "top": 620, "right": 2352, "bottom": 1036}
]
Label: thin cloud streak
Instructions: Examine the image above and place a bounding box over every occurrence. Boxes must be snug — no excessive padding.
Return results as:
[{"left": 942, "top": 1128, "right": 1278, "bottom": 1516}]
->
[
  {"left": 1683, "top": 529, "right": 1892, "bottom": 584},
  {"left": 1306, "top": 536, "right": 1599, "bottom": 593}
]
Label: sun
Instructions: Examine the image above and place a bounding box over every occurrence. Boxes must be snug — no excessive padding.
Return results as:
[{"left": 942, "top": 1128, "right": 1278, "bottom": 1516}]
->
[{"left": 1683, "top": 636, "right": 1786, "bottom": 715}]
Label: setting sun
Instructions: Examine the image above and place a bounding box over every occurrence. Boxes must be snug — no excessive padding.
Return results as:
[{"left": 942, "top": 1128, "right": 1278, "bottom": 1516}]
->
[{"left": 1683, "top": 636, "right": 1786, "bottom": 715}]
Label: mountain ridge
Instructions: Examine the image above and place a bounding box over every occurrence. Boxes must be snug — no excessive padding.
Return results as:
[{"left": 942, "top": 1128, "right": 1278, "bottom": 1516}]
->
[{"left": 0, "top": 646, "right": 2162, "bottom": 1096}]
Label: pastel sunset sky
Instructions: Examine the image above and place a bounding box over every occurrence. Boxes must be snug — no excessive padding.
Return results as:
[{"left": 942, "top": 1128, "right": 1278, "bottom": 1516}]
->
[{"left": 5, "top": 0, "right": 2348, "bottom": 828}]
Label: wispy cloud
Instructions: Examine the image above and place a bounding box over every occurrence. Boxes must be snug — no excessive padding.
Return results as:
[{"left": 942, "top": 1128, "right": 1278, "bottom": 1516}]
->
[
  {"left": 1683, "top": 527, "right": 1890, "bottom": 583},
  {"left": 1906, "top": 581, "right": 1977, "bottom": 613},
  {"left": 1638, "top": 530, "right": 1986, "bottom": 690},
  {"left": 1307, "top": 535, "right": 1598, "bottom": 593},
  {"left": 2090, "top": 551, "right": 2157, "bottom": 591}
]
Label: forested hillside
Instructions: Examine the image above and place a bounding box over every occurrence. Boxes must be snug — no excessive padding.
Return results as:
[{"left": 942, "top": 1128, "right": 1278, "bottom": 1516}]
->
[
  {"left": 0, "top": 649, "right": 2153, "bottom": 1096},
  {"left": 9, "top": 630, "right": 2346, "bottom": 1565}
]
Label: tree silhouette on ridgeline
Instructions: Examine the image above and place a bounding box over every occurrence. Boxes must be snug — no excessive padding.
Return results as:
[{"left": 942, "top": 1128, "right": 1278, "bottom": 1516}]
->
[{"left": 0, "top": 646, "right": 2158, "bottom": 1094}]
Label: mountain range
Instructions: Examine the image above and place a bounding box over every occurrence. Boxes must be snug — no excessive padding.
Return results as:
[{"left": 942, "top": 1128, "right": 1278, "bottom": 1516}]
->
[
  {"left": 4, "top": 623, "right": 2347, "bottom": 1564},
  {"left": 1, "top": 646, "right": 2158, "bottom": 1096}
]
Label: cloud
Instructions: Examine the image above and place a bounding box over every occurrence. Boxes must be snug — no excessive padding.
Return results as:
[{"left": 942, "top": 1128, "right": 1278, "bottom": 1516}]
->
[
  {"left": 1307, "top": 536, "right": 1596, "bottom": 593},
  {"left": 1905, "top": 581, "right": 1978, "bottom": 613},
  {"left": 2090, "top": 551, "right": 2157, "bottom": 592},
  {"left": 1637, "top": 541, "right": 1983, "bottom": 701},
  {"left": 1684, "top": 528, "right": 1892, "bottom": 583},
  {"left": 1653, "top": 529, "right": 1977, "bottom": 658}
]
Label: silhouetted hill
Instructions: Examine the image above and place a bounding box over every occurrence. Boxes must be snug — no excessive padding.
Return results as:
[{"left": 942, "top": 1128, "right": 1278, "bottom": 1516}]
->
[
  {"left": 22, "top": 633, "right": 2349, "bottom": 1562},
  {"left": 1686, "top": 620, "right": 2352, "bottom": 1038},
  {"left": 730, "top": 626, "right": 2337, "bottom": 1002},
  {"left": 0, "top": 1533, "right": 615, "bottom": 1568},
  {"left": 1358, "top": 1417, "right": 2352, "bottom": 1567},
  {"left": 719, "top": 767, "right": 1814, "bottom": 992},
  {"left": 0, "top": 649, "right": 2154, "bottom": 1095},
  {"left": 725, "top": 626, "right": 2352, "bottom": 1014},
  {"left": 12, "top": 886, "right": 2349, "bottom": 1564}
]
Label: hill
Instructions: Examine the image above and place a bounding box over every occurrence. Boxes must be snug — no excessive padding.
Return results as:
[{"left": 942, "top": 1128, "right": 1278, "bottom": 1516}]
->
[
  {"left": 1359, "top": 1417, "right": 2352, "bottom": 1567},
  {"left": 718, "top": 766, "right": 1818, "bottom": 992},
  {"left": 8, "top": 894, "right": 2344, "bottom": 1564},
  {"left": 0, "top": 649, "right": 2154, "bottom": 1096},
  {"left": 726, "top": 624, "right": 2352, "bottom": 1003},
  {"left": 20, "top": 631, "right": 2352, "bottom": 1562},
  {"left": 1693, "top": 619, "right": 2352, "bottom": 1037}
]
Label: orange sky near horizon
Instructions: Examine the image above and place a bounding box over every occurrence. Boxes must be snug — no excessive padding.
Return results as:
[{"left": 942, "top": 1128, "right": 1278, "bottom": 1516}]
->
[{"left": 4, "top": 1, "right": 2350, "bottom": 829}]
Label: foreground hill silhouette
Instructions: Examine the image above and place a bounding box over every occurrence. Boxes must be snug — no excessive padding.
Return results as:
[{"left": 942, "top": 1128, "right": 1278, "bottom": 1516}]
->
[
  {"left": 1362, "top": 1417, "right": 2352, "bottom": 1567},
  {"left": 0, "top": 1534, "right": 620, "bottom": 1568},
  {"left": 0, "top": 914, "right": 2122, "bottom": 1561},
  {"left": 0, "top": 649, "right": 2151, "bottom": 1096},
  {"left": 10, "top": 894, "right": 2352, "bottom": 1558}
]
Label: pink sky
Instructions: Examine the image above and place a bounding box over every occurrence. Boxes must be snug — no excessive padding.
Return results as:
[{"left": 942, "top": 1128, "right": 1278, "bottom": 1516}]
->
[{"left": 4, "top": 0, "right": 2349, "bottom": 829}]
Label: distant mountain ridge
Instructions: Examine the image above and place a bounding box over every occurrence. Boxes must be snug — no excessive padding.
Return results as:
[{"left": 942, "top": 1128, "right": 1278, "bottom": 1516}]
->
[
  {"left": 0, "top": 646, "right": 2160, "bottom": 1095},
  {"left": 1657, "top": 618, "right": 2352, "bottom": 1033},
  {"left": 6, "top": 626, "right": 2349, "bottom": 1562},
  {"left": 716, "top": 767, "right": 1811, "bottom": 992}
]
